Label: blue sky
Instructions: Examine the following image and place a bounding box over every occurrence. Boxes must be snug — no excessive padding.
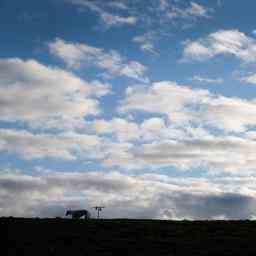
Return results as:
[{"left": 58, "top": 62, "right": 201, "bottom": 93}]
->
[{"left": 1, "top": 0, "right": 256, "bottom": 219}]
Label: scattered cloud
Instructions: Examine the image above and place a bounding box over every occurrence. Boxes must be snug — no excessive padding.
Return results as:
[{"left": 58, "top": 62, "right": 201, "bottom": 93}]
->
[
  {"left": 100, "top": 14, "right": 137, "bottom": 28},
  {"left": 240, "top": 73, "right": 256, "bottom": 84},
  {"left": 133, "top": 32, "right": 159, "bottom": 55},
  {"left": 191, "top": 75, "right": 223, "bottom": 84},
  {"left": 168, "top": 2, "right": 212, "bottom": 20},
  {"left": 65, "top": 1, "right": 214, "bottom": 55},
  {"left": 65, "top": 0, "right": 137, "bottom": 28},
  {"left": 2, "top": 72, "right": 256, "bottom": 174},
  {"left": 49, "top": 38, "right": 148, "bottom": 82},
  {"left": 97, "top": 80, "right": 256, "bottom": 172},
  {"left": 183, "top": 30, "right": 256, "bottom": 62}
]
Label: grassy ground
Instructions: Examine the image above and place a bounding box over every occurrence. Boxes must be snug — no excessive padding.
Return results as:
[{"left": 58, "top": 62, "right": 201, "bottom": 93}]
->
[{"left": 4, "top": 217, "right": 256, "bottom": 255}]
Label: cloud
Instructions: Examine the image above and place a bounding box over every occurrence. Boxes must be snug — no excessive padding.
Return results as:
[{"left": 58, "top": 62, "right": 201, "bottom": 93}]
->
[
  {"left": 1, "top": 170, "right": 256, "bottom": 219},
  {"left": 93, "top": 118, "right": 140, "bottom": 142},
  {"left": 240, "top": 73, "right": 256, "bottom": 84},
  {"left": 182, "top": 30, "right": 256, "bottom": 62},
  {"left": 65, "top": 0, "right": 213, "bottom": 55},
  {"left": 0, "top": 58, "right": 110, "bottom": 129},
  {"left": 102, "top": 129, "right": 256, "bottom": 173},
  {"left": 95, "top": 80, "right": 256, "bottom": 172},
  {"left": 187, "top": 2, "right": 211, "bottom": 18},
  {"left": 120, "top": 81, "right": 256, "bottom": 133},
  {"left": 49, "top": 38, "right": 148, "bottom": 82},
  {"left": 100, "top": 13, "right": 137, "bottom": 28},
  {"left": 191, "top": 75, "right": 223, "bottom": 84},
  {"left": 133, "top": 32, "right": 159, "bottom": 55},
  {"left": 130, "top": 136, "right": 256, "bottom": 172},
  {"left": 168, "top": 2, "right": 212, "bottom": 20},
  {"left": 92, "top": 117, "right": 169, "bottom": 143},
  {"left": 0, "top": 129, "right": 102, "bottom": 161},
  {"left": 65, "top": 0, "right": 137, "bottom": 28}
]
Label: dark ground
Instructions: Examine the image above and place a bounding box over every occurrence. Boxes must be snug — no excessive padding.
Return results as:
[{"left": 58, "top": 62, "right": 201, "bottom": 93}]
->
[{"left": 4, "top": 217, "right": 256, "bottom": 255}]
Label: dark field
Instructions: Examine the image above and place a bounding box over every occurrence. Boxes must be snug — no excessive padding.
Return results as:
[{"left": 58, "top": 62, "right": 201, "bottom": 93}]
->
[{"left": 4, "top": 217, "right": 256, "bottom": 256}]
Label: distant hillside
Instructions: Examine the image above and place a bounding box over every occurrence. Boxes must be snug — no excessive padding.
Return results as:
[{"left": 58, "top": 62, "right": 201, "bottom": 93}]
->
[{"left": 4, "top": 218, "right": 256, "bottom": 255}]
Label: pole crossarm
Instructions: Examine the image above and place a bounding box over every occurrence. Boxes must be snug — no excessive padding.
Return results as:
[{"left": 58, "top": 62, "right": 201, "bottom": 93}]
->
[{"left": 93, "top": 206, "right": 105, "bottom": 219}]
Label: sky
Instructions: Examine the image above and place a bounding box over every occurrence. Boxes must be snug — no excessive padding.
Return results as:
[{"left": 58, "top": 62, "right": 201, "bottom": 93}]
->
[{"left": 1, "top": 0, "right": 256, "bottom": 219}]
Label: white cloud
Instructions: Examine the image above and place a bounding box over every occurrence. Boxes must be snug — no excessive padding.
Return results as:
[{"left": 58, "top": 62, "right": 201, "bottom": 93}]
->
[
  {"left": 92, "top": 117, "right": 169, "bottom": 143},
  {"left": 183, "top": 30, "right": 256, "bottom": 62},
  {"left": 188, "top": 2, "right": 210, "bottom": 18},
  {"left": 133, "top": 32, "right": 158, "bottom": 55},
  {"left": 240, "top": 73, "right": 256, "bottom": 84},
  {"left": 0, "top": 129, "right": 102, "bottom": 161},
  {"left": 120, "top": 81, "right": 256, "bottom": 133},
  {"left": 107, "top": 2, "right": 129, "bottom": 10},
  {"left": 101, "top": 13, "right": 137, "bottom": 27},
  {"left": 96, "top": 80, "right": 256, "bottom": 172},
  {"left": 191, "top": 75, "right": 223, "bottom": 84},
  {"left": 168, "top": 2, "right": 211, "bottom": 20},
  {"left": 120, "top": 81, "right": 210, "bottom": 125},
  {"left": 65, "top": 0, "right": 137, "bottom": 28},
  {"left": 0, "top": 58, "right": 110, "bottom": 129},
  {"left": 141, "top": 118, "right": 166, "bottom": 133},
  {"left": 1, "top": 170, "right": 256, "bottom": 219},
  {"left": 93, "top": 118, "right": 140, "bottom": 142},
  {"left": 49, "top": 38, "right": 101, "bottom": 69},
  {"left": 65, "top": 1, "right": 214, "bottom": 57},
  {"left": 49, "top": 38, "right": 148, "bottom": 82}
]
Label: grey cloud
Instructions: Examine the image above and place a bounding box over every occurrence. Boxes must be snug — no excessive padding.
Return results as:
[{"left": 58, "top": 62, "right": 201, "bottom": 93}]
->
[
  {"left": 1, "top": 171, "right": 256, "bottom": 220},
  {"left": 129, "top": 137, "right": 256, "bottom": 172},
  {"left": 169, "top": 193, "right": 256, "bottom": 220}
]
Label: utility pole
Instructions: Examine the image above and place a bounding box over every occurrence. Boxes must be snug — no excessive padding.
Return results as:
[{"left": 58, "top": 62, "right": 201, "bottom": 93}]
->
[{"left": 93, "top": 206, "right": 105, "bottom": 219}]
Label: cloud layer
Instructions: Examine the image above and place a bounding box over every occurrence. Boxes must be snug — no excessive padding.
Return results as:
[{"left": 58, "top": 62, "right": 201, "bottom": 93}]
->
[{"left": 1, "top": 171, "right": 256, "bottom": 219}]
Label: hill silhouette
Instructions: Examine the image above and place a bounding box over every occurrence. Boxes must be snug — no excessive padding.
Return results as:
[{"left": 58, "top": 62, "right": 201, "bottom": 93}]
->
[{"left": 4, "top": 217, "right": 256, "bottom": 255}]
